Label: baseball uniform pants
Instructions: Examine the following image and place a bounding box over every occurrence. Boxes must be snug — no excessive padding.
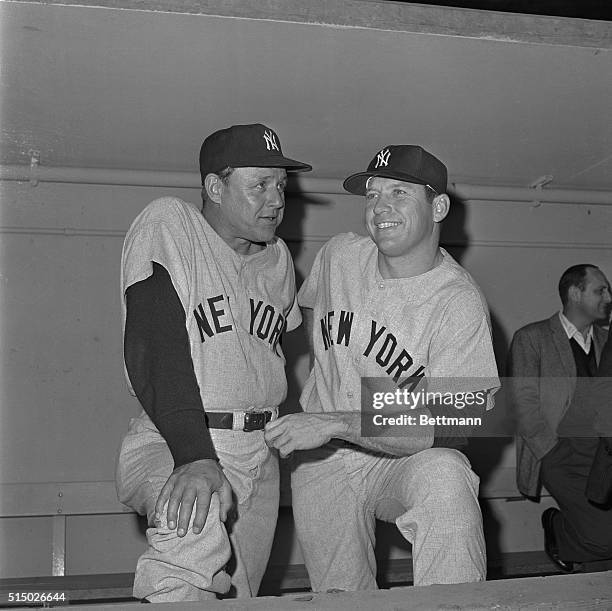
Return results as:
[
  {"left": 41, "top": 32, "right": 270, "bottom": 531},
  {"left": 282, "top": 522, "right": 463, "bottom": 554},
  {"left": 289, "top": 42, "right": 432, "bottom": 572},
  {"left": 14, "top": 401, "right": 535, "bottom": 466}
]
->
[
  {"left": 116, "top": 411, "right": 279, "bottom": 602},
  {"left": 291, "top": 444, "right": 485, "bottom": 590},
  {"left": 540, "top": 437, "right": 612, "bottom": 563}
]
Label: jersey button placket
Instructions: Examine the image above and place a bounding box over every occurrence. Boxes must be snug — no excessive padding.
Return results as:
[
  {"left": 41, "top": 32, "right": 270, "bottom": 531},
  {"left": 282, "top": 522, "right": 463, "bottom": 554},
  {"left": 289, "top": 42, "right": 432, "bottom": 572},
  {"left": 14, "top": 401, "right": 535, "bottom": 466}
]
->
[{"left": 367, "top": 282, "right": 379, "bottom": 318}]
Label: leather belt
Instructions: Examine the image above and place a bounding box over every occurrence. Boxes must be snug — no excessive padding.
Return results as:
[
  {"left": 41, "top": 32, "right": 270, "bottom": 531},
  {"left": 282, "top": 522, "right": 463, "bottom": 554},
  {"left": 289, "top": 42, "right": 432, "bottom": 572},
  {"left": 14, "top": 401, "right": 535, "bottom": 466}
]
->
[{"left": 206, "top": 410, "right": 273, "bottom": 432}]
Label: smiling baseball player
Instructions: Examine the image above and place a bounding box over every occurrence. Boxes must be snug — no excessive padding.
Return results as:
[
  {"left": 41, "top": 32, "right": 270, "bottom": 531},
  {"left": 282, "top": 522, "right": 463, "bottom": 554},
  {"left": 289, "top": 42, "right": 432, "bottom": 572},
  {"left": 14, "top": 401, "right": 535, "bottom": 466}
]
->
[
  {"left": 265, "top": 144, "right": 499, "bottom": 590},
  {"left": 115, "top": 123, "right": 311, "bottom": 602}
]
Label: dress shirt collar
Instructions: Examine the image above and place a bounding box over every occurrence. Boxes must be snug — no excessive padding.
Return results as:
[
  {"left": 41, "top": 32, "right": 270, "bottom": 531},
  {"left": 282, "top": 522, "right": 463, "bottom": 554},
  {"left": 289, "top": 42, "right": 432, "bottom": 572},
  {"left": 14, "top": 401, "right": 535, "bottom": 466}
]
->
[{"left": 559, "top": 311, "right": 593, "bottom": 354}]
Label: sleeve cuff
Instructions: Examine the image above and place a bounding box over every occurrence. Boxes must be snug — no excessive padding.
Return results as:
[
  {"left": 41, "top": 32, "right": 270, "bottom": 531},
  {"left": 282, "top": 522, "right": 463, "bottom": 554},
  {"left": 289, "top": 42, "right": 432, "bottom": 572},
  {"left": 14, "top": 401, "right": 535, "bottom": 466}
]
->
[{"left": 156, "top": 410, "right": 219, "bottom": 467}]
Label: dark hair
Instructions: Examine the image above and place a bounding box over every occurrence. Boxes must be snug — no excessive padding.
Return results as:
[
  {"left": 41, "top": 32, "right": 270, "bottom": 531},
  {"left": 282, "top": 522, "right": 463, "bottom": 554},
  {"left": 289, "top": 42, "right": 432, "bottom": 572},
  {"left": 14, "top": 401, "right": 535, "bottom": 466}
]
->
[
  {"left": 202, "top": 166, "right": 235, "bottom": 205},
  {"left": 424, "top": 185, "right": 438, "bottom": 204},
  {"left": 217, "top": 166, "right": 235, "bottom": 184},
  {"left": 558, "top": 264, "right": 599, "bottom": 306}
]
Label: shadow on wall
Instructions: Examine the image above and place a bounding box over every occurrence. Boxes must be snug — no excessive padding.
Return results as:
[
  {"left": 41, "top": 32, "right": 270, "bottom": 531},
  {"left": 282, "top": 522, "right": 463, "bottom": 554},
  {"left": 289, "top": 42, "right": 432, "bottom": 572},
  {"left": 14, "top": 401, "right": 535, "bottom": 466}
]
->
[
  {"left": 440, "top": 194, "right": 469, "bottom": 266},
  {"left": 442, "top": 195, "right": 514, "bottom": 562},
  {"left": 278, "top": 185, "right": 333, "bottom": 417},
  {"left": 478, "top": 309, "right": 513, "bottom": 560}
]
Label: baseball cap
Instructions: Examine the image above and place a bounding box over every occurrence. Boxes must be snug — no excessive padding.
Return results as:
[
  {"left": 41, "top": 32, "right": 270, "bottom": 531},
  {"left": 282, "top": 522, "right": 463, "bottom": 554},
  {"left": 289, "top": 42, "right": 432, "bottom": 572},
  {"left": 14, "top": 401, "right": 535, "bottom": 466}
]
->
[
  {"left": 343, "top": 145, "right": 447, "bottom": 196},
  {"left": 199, "top": 123, "right": 312, "bottom": 184}
]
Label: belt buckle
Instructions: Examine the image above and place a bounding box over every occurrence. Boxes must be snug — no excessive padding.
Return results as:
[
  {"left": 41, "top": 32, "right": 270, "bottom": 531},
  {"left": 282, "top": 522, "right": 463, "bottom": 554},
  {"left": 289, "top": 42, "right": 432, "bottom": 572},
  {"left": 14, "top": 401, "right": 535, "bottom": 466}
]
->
[{"left": 243, "top": 411, "right": 271, "bottom": 432}]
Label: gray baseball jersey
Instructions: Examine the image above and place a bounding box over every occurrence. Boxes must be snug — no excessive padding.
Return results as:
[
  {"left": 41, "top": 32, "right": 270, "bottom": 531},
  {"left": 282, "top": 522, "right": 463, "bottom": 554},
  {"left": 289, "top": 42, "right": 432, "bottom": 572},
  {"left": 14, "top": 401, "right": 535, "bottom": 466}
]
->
[
  {"left": 298, "top": 233, "right": 499, "bottom": 414},
  {"left": 121, "top": 197, "right": 301, "bottom": 412}
]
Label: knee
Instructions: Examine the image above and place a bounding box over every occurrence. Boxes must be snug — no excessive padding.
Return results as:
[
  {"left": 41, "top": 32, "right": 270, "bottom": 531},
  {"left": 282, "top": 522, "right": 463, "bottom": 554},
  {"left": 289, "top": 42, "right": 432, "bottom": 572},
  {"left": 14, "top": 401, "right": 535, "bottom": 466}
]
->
[{"left": 417, "top": 449, "right": 479, "bottom": 501}]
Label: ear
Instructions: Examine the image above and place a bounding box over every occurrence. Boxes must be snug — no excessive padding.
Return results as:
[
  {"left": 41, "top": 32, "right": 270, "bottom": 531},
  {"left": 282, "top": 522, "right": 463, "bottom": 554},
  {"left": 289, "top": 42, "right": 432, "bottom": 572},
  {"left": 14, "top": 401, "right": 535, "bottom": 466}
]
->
[
  {"left": 204, "top": 173, "right": 224, "bottom": 204},
  {"left": 567, "top": 285, "right": 582, "bottom": 304},
  {"left": 432, "top": 194, "right": 450, "bottom": 223}
]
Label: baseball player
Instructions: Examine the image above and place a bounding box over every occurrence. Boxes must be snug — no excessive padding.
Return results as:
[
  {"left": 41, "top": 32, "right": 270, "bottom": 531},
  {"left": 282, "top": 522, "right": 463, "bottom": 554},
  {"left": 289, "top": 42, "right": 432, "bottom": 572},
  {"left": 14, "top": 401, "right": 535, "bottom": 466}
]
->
[
  {"left": 115, "top": 123, "right": 311, "bottom": 602},
  {"left": 265, "top": 145, "right": 499, "bottom": 590}
]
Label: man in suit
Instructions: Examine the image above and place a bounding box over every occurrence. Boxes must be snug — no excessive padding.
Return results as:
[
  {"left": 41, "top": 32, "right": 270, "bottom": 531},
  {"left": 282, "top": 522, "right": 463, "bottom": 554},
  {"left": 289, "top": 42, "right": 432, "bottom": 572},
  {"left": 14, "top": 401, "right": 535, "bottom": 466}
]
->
[
  {"left": 508, "top": 264, "right": 612, "bottom": 572},
  {"left": 584, "top": 323, "right": 612, "bottom": 506}
]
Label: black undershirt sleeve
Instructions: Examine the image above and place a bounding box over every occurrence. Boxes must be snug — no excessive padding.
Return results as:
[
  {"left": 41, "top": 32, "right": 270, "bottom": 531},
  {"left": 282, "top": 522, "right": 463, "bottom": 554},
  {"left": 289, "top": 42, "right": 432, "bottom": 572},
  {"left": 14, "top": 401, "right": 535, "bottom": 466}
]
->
[
  {"left": 431, "top": 395, "right": 490, "bottom": 450},
  {"left": 430, "top": 401, "right": 472, "bottom": 450},
  {"left": 124, "top": 262, "right": 218, "bottom": 467}
]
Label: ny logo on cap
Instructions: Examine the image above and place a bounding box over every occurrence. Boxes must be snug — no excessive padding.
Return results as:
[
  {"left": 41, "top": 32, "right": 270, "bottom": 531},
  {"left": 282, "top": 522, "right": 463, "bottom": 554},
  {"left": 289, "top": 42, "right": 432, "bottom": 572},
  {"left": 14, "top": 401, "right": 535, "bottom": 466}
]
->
[
  {"left": 263, "top": 130, "right": 280, "bottom": 152},
  {"left": 375, "top": 148, "right": 390, "bottom": 169}
]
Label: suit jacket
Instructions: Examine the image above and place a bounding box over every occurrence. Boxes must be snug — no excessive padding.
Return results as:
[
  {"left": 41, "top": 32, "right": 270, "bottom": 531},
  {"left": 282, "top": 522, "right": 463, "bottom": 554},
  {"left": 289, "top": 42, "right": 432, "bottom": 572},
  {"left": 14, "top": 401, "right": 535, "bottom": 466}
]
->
[
  {"left": 585, "top": 324, "right": 612, "bottom": 505},
  {"left": 507, "top": 313, "right": 607, "bottom": 499},
  {"left": 588, "top": 323, "right": 612, "bottom": 437}
]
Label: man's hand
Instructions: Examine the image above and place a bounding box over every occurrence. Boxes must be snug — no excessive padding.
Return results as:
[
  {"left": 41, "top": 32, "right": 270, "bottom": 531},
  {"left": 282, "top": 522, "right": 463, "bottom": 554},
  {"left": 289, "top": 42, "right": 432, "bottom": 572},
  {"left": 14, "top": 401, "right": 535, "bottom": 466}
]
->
[
  {"left": 264, "top": 413, "right": 346, "bottom": 458},
  {"left": 154, "top": 458, "right": 233, "bottom": 537}
]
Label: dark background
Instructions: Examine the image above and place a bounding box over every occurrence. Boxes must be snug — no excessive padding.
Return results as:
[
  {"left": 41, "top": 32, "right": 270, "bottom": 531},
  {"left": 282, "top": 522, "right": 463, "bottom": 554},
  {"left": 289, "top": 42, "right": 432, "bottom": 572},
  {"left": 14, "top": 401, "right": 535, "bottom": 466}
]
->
[{"left": 395, "top": 0, "right": 612, "bottom": 21}]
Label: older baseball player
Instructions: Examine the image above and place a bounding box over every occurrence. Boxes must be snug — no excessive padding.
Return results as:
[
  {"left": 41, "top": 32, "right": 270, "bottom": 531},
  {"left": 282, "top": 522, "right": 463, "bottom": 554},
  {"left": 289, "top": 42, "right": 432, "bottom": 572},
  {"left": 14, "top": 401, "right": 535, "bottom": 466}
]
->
[
  {"left": 115, "top": 124, "right": 311, "bottom": 602},
  {"left": 265, "top": 145, "right": 499, "bottom": 590}
]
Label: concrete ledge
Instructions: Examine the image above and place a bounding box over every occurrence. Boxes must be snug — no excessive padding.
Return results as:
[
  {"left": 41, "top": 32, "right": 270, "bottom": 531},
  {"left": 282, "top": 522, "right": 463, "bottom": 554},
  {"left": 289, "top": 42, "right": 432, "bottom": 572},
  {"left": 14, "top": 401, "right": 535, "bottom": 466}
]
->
[
  {"left": 31, "top": 571, "right": 612, "bottom": 610},
  {"left": 1, "top": 551, "right": 602, "bottom": 605}
]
